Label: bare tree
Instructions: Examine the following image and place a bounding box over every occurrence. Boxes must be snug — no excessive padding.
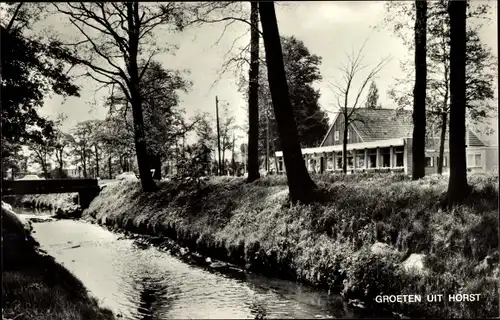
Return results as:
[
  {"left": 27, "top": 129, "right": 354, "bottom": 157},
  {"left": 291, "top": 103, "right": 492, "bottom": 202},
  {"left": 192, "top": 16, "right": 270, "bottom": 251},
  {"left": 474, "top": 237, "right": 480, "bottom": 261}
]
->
[
  {"left": 52, "top": 3, "right": 186, "bottom": 191},
  {"left": 329, "top": 42, "right": 389, "bottom": 174},
  {"left": 258, "top": 1, "right": 316, "bottom": 204},
  {"left": 447, "top": 0, "right": 468, "bottom": 207},
  {"left": 186, "top": 2, "right": 264, "bottom": 181},
  {"left": 412, "top": 0, "right": 428, "bottom": 180}
]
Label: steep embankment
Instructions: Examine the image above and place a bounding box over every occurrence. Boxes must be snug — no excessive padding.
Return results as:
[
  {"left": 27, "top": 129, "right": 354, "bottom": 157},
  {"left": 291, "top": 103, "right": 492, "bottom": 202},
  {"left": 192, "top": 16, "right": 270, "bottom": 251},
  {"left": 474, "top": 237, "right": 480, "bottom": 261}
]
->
[
  {"left": 1, "top": 202, "right": 114, "bottom": 320},
  {"left": 83, "top": 174, "right": 499, "bottom": 319}
]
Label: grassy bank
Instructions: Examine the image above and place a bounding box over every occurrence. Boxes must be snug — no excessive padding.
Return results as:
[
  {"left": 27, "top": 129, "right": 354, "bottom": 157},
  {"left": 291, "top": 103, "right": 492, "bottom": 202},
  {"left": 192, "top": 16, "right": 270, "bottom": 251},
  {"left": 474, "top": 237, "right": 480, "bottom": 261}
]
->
[
  {"left": 84, "top": 173, "right": 498, "bottom": 318},
  {"left": 2, "top": 207, "right": 114, "bottom": 320},
  {"left": 3, "top": 193, "right": 81, "bottom": 218}
]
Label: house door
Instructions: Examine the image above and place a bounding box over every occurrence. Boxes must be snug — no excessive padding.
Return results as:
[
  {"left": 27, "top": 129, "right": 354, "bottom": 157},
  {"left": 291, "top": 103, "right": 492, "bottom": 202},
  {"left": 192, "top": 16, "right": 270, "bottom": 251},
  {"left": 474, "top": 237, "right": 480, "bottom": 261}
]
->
[{"left": 320, "top": 157, "right": 325, "bottom": 173}]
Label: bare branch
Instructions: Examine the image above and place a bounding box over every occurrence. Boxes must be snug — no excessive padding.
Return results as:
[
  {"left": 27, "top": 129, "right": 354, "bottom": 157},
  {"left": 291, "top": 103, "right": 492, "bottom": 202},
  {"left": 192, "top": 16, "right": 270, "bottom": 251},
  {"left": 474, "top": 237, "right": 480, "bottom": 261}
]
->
[{"left": 350, "top": 56, "right": 391, "bottom": 112}]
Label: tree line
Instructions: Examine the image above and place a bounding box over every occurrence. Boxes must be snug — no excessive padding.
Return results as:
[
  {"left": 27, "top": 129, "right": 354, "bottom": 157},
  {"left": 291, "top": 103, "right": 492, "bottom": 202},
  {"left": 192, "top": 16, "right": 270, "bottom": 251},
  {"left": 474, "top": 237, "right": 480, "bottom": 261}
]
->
[{"left": 1, "top": 1, "right": 494, "bottom": 208}]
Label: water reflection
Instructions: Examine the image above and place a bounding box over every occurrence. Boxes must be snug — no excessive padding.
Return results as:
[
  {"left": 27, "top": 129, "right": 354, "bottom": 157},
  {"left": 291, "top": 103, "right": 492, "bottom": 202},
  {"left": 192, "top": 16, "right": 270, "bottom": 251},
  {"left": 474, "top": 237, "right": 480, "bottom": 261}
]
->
[
  {"left": 136, "top": 276, "right": 169, "bottom": 320},
  {"left": 19, "top": 207, "right": 393, "bottom": 319}
]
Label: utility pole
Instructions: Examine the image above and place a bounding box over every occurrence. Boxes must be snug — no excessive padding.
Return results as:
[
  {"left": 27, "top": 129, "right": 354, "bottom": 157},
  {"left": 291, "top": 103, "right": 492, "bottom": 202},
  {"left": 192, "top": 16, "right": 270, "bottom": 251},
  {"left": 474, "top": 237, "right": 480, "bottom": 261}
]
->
[
  {"left": 216, "top": 96, "right": 222, "bottom": 176},
  {"left": 266, "top": 108, "right": 270, "bottom": 173},
  {"left": 231, "top": 133, "right": 236, "bottom": 176},
  {"left": 95, "top": 144, "right": 100, "bottom": 178},
  {"left": 108, "top": 155, "right": 112, "bottom": 179}
]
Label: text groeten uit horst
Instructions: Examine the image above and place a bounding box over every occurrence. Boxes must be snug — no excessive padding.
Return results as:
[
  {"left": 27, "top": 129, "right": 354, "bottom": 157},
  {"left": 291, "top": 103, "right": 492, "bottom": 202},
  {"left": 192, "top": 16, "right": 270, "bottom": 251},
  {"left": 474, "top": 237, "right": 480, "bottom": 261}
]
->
[{"left": 375, "top": 293, "right": 481, "bottom": 303}]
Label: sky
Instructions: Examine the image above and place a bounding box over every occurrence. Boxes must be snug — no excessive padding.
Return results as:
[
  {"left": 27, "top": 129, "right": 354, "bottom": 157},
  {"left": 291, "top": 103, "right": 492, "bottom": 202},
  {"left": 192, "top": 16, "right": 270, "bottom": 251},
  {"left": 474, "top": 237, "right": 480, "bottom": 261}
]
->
[{"left": 34, "top": 1, "right": 499, "bottom": 147}]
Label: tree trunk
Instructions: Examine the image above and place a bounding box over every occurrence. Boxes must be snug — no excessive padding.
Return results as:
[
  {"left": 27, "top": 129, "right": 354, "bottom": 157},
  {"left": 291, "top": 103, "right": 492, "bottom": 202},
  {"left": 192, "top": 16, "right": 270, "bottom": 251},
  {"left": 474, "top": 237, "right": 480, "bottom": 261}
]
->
[
  {"left": 119, "top": 154, "right": 125, "bottom": 172},
  {"left": 94, "top": 144, "right": 100, "bottom": 178},
  {"left": 216, "top": 96, "right": 222, "bottom": 176},
  {"left": 412, "top": 0, "right": 428, "bottom": 180},
  {"left": 126, "top": 2, "right": 155, "bottom": 191},
  {"left": 231, "top": 133, "right": 236, "bottom": 175},
  {"left": 58, "top": 150, "right": 64, "bottom": 176},
  {"left": 41, "top": 157, "right": 48, "bottom": 178},
  {"left": 447, "top": 0, "right": 469, "bottom": 207},
  {"left": 151, "top": 154, "right": 161, "bottom": 180},
  {"left": 259, "top": 1, "right": 316, "bottom": 204},
  {"left": 222, "top": 135, "right": 226, "bottom": 174},
  {"left": 342, "top": 114, "right": 348, "bottom": 174},
  {"left": 108, "top": 155, "right": 112, "bottom": 179},
  {"left": 82, "top": 152, "right": 87, "bottom": 178},
  {"left": 437, "top": 32, "right": 450, "bottom": 176},
  {"left": 437, "top": 112, "right": 447, "bottom": 174},
  {"left": 247, "top": 1, "right": 261, "bottom": 183}
]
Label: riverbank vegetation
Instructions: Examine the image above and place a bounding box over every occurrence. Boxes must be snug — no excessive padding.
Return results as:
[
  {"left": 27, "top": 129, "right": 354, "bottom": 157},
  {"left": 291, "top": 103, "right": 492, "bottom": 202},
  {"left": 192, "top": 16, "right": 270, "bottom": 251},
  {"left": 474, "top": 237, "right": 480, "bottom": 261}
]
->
[
  {"left": 2, "top": 193, "right": 81, "bottom": 218},
  {"left": 83, "top": 173, "right": 499, "bottom": 318},
  {"left": 1, "top": 204, "right": 114, "bottom": 320}
]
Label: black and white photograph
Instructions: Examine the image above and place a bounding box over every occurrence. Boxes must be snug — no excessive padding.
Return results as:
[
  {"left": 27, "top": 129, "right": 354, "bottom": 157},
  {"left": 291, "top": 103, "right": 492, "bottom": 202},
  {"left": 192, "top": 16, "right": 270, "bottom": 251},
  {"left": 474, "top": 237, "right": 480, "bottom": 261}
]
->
[{"left": 1, "top": 1, "right": 498, "bottom": 319}]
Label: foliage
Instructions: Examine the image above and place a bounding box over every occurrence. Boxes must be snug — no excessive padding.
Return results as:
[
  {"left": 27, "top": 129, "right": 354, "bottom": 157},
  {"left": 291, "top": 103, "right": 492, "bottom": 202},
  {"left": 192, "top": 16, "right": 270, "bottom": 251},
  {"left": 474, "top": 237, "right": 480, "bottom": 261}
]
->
[
  {"left": 240, "top": 36, "right": 329, "bottom": 152},
  {"left": 27, "top": 135, "right": 55, "bottom": 178},
  {"left": 51, "top": 114, "right": 73, "bottom": 173},
  {"left": 52, "top": 2, "right": 190, "bottom": 190},
  {"left": 384, "top": 0, "right": 496, "bottom": 135},
  {"left": 1, "top": 139, "right": 23, "bottom": 178},
  {"left": 193, "top": 113, "right": 217, "bottom": 175},
  {"left": 70, "top": 120, "right": 101, "bottom": 178},
  {"left": 105, "top": 61, "right": 193, "bottom": 162},
  {"left": 217, "top": 102, "right": 238, "bottom": 174},
  {"left": 0, "top": 19, "right": 79, "bottom": 173},
  {"left": 364, "top": 81, "right": 381, "bottom": 109}
]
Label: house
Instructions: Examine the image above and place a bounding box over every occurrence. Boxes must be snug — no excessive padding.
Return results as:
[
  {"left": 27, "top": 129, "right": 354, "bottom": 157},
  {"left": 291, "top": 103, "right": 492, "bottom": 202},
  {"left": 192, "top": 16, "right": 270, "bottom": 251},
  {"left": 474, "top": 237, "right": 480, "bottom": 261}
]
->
[
  {"left": 275, "top": 108, "right": 498, "bottom": 175},
  {"left": 64, "top": 165, "right": 80, "bottom": 178}
]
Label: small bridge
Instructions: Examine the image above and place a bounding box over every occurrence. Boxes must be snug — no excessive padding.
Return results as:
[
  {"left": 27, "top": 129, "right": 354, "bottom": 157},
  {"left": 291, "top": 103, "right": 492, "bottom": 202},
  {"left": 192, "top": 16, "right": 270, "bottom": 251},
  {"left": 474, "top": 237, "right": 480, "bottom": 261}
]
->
[{"left": 1, "top": 179, "right": 100, "bottom": 209}]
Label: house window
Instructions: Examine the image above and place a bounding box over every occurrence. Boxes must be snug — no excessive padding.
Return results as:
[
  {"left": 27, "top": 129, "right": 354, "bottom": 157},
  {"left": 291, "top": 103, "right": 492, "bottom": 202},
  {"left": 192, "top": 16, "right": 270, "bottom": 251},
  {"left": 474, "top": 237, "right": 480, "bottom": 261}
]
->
[
  {"left": 475, "top": 154, "right": 482, "bottom": 166},
  {"left": 394, "top": 146, "right": 404, "bottom": 167},
  {"left": 425, "top": 156, "right": 434, "bottom": 167},
  {"left": 436, "top": 156, "right": 448, "bottom": 167},
  {"left": 334, "top": 130, "right": 340, "bottom": 141},
  {"left": 380, "top": 147, "right": 391, "bottom": 167},
  {"left": 347, "top": 130, "right": 350, "bottom": 140},
  {"left": 356, "top": 152, "right": 365, "bottom": 168},
  {"left": 327, "top": 155, "right": 334, "bottom": 170},
  {"left": 308, "top": 158, "right": 316, "bottom": 172},
  {"left": 467, "top": 153, "right": 482, "bottom": 168},
  {"left": 336, "top": 153, "right": 342, "bottom": 169}
]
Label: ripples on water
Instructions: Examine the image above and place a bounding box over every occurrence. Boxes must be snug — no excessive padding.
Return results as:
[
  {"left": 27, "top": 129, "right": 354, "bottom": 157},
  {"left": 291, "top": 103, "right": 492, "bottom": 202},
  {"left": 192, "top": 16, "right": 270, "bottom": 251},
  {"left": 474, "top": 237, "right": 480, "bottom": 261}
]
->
[{"left": 20, "top": 208, "right": 390, "bottom": 320}]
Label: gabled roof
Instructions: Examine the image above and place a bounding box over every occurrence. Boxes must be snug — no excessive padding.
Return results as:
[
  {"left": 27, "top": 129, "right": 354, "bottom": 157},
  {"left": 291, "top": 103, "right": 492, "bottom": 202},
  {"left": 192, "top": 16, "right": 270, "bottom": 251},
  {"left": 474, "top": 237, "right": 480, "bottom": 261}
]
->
[
  {"left": 468, "top": 131, "right": 485, "bottom": 147},
  {"left": 321, "top": 107, "right": 486, "bottom": 147},
  {"left": 350, "top": 108, "right": 413, "bottom": 142}
]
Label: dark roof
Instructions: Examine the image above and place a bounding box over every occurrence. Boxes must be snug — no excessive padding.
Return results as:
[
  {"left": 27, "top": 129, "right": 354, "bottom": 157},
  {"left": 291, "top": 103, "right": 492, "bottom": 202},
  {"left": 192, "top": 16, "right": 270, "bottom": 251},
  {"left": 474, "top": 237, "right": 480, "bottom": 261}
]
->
[
  {"left": 349, "top": 108, "right": 413, "bottom": 141},
  {"left": 329, "top": 107, "right": 486, "bottom": 147}
]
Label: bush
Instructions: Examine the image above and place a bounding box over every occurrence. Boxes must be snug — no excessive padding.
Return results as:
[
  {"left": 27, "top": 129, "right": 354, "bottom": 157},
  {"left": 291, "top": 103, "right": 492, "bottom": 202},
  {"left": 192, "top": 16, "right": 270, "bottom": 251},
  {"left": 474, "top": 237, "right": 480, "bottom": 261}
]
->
[{"left": 342, "top": 248, "right": 404, "bottom": 301}]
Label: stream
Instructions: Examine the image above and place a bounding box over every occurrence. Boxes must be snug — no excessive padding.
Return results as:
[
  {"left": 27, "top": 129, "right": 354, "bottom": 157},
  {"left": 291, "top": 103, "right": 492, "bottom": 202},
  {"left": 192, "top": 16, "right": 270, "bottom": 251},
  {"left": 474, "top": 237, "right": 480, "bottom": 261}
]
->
[{"left": 19, "top": 207, "right": 391, "bottom": 319}]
